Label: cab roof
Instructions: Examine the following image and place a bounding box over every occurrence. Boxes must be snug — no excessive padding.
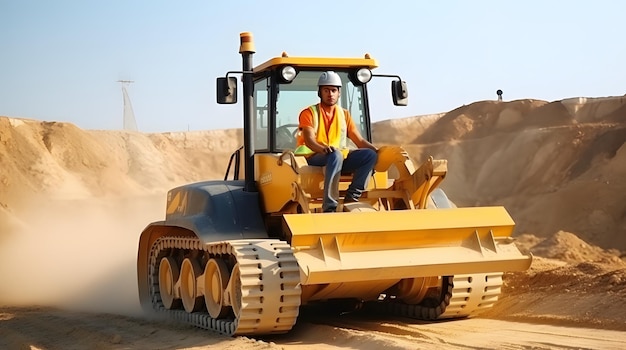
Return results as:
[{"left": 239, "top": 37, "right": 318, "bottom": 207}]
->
[{"left": 253, "top": 55, "right": 379, "bottom": 73}]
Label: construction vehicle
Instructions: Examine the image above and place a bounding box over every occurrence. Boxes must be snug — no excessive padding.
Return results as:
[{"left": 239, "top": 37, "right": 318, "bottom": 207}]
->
[{"left": 136, "top": 32, "right": 532, "bottom": 336}]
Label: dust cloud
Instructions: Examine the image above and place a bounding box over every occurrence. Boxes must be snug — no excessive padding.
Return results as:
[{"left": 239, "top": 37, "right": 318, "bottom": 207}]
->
[
  {"left": 0, "top": 194, "right": 163, "bottom": 316},
  {"left": 0, "top": 117, "right": 239, "bottom": 315}
]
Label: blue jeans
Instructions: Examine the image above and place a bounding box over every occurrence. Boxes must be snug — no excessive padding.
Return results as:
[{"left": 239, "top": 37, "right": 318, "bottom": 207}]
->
[{"left": 306, "top": 148, "right": 377, "bottom": 212}]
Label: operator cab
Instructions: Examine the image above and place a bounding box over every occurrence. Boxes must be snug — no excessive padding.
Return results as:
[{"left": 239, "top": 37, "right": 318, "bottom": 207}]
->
[
  {"left": 255, "top": 70, "right": 370, "bottom": 152},
  {"left": 217, "top": 56, "right": 408, "bottom": 155},
  {"left": 216, "top": 49, "right": 409, "bottom": 211}
]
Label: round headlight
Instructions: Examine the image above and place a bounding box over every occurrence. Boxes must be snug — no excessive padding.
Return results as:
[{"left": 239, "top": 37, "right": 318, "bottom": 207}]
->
[
  {"left": 280, "top": 66, "right": 297, "bottom": 82},
  {"left": 356, "top": 68, "right": 372, "bottom": 84}
]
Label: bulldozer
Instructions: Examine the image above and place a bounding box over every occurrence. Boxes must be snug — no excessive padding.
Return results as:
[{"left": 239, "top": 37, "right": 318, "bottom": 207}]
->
[{"left": 136, "top": 32, "right": 532, "bottom": 336}]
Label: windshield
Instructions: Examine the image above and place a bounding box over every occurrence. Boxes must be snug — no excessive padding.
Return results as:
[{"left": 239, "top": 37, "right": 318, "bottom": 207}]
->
[{"left": 254, "top": 71, "right": 368, "bottom": 152}]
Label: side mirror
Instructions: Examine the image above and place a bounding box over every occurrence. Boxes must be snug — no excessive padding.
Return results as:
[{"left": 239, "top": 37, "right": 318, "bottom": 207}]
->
[
  {"left": 216, "top": 77, "right": 237, "bottom": 104},
  {"left": 392, "top": 80, "right": 408, "bottom": 106}
]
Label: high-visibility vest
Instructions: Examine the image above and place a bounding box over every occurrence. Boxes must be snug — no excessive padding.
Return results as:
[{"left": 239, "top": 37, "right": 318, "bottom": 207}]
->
[{"left": 295, "top": 104, "right": 348, "bottom": 158}]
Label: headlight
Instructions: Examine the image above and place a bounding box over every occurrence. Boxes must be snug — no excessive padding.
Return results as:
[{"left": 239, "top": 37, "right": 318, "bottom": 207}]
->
[
  {"left": 355, "top": 68, "right": 372, "bottom": 84},
  {"left": 280, "top": 66, "right": 297, "bottom": 82}
]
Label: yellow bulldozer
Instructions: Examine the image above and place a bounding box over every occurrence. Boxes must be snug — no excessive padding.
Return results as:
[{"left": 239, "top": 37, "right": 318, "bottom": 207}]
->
[{"left": 137, "top": 32, "right": 532, "bottom": 336}]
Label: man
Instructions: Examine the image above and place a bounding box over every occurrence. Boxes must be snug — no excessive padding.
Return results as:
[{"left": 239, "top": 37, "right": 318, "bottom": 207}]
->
[{"left": 294, "top": 71, "right": 377, "bottom": 212}]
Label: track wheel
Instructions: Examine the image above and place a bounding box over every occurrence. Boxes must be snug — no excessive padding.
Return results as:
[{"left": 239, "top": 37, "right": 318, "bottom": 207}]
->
[
  {"left": 395, "top": 276, "right": 440, "bottom": 304},
  {"left": 180, "top": 258, "right": 205, "bottom": 312},
  {"left": 227, "top": 264, "right": 243, "bottom": 318},
  {"left": 204, "top": 258, "right": 230, "bottom": 318},
  {"left": 159, "top": 257, "right": 180, "bottom": 309}
]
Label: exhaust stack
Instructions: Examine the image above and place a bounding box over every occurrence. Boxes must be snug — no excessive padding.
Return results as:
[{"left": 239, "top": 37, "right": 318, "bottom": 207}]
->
[{"left": 239, "top": 32, "right": 257, "bottom": 192}]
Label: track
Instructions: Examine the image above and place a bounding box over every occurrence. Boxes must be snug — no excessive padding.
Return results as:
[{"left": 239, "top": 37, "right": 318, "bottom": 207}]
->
[
  {"left": 146, "top": 237, "right": 302, "bottom": 335},
  {"left": 147, "top": 236, "right": 506, "bottom": 335},
  {"left": 369, "top": 273, "right": 504, "bottom": 320}
]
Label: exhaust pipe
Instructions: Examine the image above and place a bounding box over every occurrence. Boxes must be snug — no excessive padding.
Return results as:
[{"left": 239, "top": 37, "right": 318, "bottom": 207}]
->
[{"left": 239, "top": 32, "right": 257, "bottom": 192}]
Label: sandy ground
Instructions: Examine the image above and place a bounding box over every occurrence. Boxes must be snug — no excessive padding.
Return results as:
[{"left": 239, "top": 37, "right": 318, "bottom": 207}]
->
[{"left": 1, "top": 95, "right": 625, "bottom": 349}]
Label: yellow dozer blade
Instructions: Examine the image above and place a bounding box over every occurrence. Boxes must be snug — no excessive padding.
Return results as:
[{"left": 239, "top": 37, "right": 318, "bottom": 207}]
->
[{"left": 283, "top": 206, "right": 531, "bottom": 287}]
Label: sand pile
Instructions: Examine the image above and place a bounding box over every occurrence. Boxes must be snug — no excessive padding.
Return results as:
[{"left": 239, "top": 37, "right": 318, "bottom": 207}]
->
[
  {"left": 485, "top": 230, "right": 626, "bottom": 330},
  {"left": 0, "top": 117, "right": 241, "bottom": 210}
]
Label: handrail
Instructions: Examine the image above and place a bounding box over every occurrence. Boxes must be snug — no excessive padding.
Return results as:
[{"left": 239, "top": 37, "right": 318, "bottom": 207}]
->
[
  {"left": 224, "top": 146, "right": 244, "bottom": 181},
  {"left": 277, "top": 150, "right": 299, "bottom": 174}
]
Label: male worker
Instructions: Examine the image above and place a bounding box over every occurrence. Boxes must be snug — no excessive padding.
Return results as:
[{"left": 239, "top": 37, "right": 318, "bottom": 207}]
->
[{"left": 294, "top": 71, "right": 377, "bottom": 212}]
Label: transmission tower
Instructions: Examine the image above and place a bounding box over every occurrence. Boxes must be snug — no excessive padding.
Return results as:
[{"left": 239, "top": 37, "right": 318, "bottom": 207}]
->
[{"left": 117, "top": 80, "right": 138, "bottom": 131}]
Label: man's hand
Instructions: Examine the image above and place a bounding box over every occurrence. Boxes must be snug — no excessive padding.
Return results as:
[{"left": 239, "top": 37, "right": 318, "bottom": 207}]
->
[{"left": 321, "top": 145, "right": 335, "bottom": 154}]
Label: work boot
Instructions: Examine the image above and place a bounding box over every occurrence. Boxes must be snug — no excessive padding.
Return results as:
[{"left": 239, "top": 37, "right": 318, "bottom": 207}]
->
[{"left": 343, "top": 196, "right": 358, "bottom": 203}]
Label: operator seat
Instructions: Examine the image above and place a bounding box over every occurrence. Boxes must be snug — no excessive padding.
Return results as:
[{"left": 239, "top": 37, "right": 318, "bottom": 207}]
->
[{"left": 293, "top": 155, "right": 365, "bottom": 204}]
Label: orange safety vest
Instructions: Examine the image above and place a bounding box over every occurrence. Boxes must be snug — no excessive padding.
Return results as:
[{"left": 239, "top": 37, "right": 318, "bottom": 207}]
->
[{"left": 295, "top": 104, "right": 348, "bottom": 158}]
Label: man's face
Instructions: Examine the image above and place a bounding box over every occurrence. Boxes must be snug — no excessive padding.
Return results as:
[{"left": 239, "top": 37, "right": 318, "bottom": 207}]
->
[{"left": 320, "top": 86, "right": 340, "bottom": 106}]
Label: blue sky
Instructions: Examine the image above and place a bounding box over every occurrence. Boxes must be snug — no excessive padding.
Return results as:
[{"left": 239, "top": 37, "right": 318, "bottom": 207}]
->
[{"left": 2, "top": 1, "right": 625, "bottom": 132}]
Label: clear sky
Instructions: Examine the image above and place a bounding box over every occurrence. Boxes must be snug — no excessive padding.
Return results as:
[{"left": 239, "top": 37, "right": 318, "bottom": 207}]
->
[{"left": 2, "top": 0, "right": 625, "bottom": 132}]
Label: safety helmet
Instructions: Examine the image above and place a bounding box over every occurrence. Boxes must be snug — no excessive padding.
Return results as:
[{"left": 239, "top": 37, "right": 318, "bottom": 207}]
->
[{"left": 317, "top": 71, "right": 342, "bottom": 87}]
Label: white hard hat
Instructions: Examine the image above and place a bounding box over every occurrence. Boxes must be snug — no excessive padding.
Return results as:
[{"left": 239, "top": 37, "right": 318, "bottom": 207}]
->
[{"left": 317, "top": 71, "right": 342, "bottom": 87}]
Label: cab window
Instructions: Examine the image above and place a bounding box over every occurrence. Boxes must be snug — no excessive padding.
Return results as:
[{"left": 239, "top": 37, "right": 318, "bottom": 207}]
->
[
  {"left": 254, "top": 78, "right": 269, "bottom": 150},
  {"left": 275, "top": 71, "right": 367, "bottom": 151}
]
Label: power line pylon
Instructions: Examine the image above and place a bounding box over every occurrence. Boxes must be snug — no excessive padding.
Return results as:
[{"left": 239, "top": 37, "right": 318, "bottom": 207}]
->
[{"left": 117, "top": 80, "right": 138, "bottom": 131}]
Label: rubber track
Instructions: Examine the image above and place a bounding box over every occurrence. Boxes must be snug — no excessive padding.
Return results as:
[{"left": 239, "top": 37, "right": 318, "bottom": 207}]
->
[
  {"left": 147, "top": 237, "right": 302, "bottom": 336},
  {"left": 370, "top": 273, "right": 504, "bottom": 320}
]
